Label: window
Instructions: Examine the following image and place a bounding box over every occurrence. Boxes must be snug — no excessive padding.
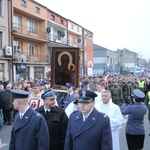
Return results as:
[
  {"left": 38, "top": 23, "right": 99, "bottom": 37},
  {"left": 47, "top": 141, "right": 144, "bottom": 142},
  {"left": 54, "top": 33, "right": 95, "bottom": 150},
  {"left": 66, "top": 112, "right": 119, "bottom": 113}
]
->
[
  {"left": 0, "top": 0, "right": 4, "bottom": 16},
  {"left": 0, "top": 63, "right": 4, "bottom": 80},
  {"left": 71, "top": 36, "right": 75, "bottom": 45},
  {"left": 26, "top": 20, "right": 37, "bottom": 33},
  {"left": 77, "top": 27, "right": 80, "bottom": 32},
  {"left": 13, "top": 15, "right": 21, "bottom": 28},
  {"left": 35, "top": 7, "right": 40, "bottom": 13},
  {"left": 28, "top": 43, "right": 38, "bottom": 55},
  {"left": 60, "top": 19, "right": 63, "bottom": 25},
  {"left": 34, "top": 67, "right": 44, "bottom": 79},
  {"left": 53, "top": 29, "right": 61, "bottom": 40},
  {"left": 21, "top": 0, "right": 27, "bottom": 7},
  {"left": 13, "top": 41, "right": 21, "bottom": 53},
  {"left": 51, "top": 15, "right": 55, "bottom": 21},
  {"left": 84, "top": 37, "right": 87, "bottom": 46},
  {"left": 71, "top": 25, "right": 74, "bottom": 29},
  {"left": 0, "top": 31, "right": 2, "bottom": 49}
]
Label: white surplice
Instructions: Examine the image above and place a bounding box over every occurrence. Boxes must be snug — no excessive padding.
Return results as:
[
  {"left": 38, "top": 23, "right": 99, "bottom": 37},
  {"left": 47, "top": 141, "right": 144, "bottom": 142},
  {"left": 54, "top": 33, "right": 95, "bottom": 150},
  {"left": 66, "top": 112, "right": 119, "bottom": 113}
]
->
[{"left": 98, "top": 101, "right": 123, "bottom": 150}]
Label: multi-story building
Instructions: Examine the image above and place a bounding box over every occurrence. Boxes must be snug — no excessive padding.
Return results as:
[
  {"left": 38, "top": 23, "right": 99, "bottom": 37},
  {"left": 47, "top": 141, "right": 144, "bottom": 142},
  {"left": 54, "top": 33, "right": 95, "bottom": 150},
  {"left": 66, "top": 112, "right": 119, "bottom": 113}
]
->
[
  {"left": 12, "top": 0, "right": 48, "bottom": 81},
  {"left": 2, "top": 0, "right": 94, "bottom": 81},
  {"left": 0, "top": 0, "right": 11, "bottom": 81},
  {"left": 67, "top": 20, "right": 82, "bottom": 74},
  {"left": 93, "top": 44, "right": 119, "bottom": 75},
  {"left": 46, "top": 9, "right": 69, "bottom": 78},
  {"left": 83, "top": 28, "right": 93, "bottom": 76},
  {"left": 115, "top": 48, "right": 138, "bottom": 72}
]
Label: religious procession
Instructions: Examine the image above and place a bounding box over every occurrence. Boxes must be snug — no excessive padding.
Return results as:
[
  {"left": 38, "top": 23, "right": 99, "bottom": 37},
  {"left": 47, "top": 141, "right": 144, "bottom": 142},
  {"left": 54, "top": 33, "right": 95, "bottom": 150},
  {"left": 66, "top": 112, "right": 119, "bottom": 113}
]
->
[{"left": 0, "top": 72, "right": 150, "bottom": 150}]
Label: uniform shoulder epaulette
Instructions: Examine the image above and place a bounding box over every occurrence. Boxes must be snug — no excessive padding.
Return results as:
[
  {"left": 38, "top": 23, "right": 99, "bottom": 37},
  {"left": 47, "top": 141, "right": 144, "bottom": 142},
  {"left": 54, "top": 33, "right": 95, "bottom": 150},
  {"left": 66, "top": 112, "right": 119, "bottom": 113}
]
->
[{"left": 33, "top": 110, "right": 42, "bottom": 117}]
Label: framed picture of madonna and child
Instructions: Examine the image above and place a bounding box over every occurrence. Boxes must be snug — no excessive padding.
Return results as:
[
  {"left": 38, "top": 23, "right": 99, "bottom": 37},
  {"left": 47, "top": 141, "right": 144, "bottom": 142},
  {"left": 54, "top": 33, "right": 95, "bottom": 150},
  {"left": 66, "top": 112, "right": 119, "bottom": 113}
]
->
[{"left": 51, "top": 47, "right": 80, "bottom": 91}]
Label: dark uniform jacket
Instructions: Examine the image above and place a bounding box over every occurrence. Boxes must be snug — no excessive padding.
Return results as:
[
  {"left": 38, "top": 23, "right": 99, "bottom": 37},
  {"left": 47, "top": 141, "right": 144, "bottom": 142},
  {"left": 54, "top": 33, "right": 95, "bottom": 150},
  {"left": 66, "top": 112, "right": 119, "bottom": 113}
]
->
[
  {"left": 36, "top": 105, "right": 68, "bottom": 150},
  {"left": 9, "top": 107, "right": 50, "bottom": 150},
  {"left": 64, "top": 108, "right": 112, "bottom": 150}
]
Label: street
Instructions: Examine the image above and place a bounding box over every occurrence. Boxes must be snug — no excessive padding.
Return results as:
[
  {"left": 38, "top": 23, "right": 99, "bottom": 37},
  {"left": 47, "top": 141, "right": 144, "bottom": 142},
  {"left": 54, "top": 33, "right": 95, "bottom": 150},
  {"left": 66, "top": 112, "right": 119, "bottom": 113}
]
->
[{"left": 0, "top": 113, "right": 150, "bottom": 150}]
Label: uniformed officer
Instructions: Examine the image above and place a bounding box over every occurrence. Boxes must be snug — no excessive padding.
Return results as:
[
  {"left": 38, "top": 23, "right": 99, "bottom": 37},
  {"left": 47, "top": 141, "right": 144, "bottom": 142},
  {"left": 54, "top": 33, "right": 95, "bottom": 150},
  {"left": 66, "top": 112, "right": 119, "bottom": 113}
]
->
[
  {"left": 121, "top": 89, "right": 147, "bottom": 150},
  {"left": 36, "top": 90, "right": 68, "bottom": 150},
  {"left": 64, "top": 89, "right": 112, "bottom": 150},
  {"left": 83, "top": 80, "right": 95, "bottom": 92},
  {"left": 9, "top": 89, "right": 50, "bottom": 150},
  {"left": 63, "top": 83, "right": 76, "bottom": 109}
]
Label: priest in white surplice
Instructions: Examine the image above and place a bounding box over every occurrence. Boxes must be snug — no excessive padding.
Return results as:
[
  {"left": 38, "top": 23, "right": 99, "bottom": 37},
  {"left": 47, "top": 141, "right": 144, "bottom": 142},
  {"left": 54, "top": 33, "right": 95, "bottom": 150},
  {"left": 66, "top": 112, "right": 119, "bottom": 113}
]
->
[
  {"left": 94, "top": 83, "right": 105, "bottom": 111},
  {"left": 97, "top": 90, "right": 123, "bottom": 150}
]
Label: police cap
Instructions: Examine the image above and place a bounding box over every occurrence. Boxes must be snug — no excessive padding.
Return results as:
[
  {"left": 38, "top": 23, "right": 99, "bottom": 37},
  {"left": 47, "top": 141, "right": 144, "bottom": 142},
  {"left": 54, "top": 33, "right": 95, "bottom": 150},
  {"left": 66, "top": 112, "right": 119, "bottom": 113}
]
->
[
  {"left": 39, "top": 81, "right": 46, "bottom": 86},
  {"left": 83, "top": 81, "right": 90, "bottom": 85},
  {"left": 66, "top": 83, "right": 74, "bottom": 88},
  {"left": 41, "top": 90, "right": 57, "bottom": 100},
  {"left": 11, "top": 89, "right": 30, "bottom": 99},
  {"left": 132, "top": 89, "right": 145, "bottom": 102},
  {"left": 78, "top": 89, "right": 97, "bottom": 103}
]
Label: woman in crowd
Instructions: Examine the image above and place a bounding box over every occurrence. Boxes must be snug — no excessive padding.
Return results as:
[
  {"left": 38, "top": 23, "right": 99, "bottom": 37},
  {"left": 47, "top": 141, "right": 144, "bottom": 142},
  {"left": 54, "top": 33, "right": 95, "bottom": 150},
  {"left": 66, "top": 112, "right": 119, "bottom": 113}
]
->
[{"left": 121, "top": 89, "right": 147, "bottom": 150}]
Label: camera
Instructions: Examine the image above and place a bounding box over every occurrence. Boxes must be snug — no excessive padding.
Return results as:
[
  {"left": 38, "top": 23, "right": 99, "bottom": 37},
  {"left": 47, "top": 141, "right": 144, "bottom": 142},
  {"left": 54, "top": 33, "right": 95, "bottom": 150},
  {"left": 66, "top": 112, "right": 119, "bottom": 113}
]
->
[{"left": 124, "top": 96, "right": 134, "bottom": 104}]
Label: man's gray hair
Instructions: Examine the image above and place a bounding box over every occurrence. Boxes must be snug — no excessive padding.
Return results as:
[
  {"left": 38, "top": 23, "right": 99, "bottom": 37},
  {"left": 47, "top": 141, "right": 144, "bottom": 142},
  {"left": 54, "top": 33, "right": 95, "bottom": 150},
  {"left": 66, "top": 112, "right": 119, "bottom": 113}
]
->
[{"left": 101, "top": 90, "right": 111, "bottom": 97}]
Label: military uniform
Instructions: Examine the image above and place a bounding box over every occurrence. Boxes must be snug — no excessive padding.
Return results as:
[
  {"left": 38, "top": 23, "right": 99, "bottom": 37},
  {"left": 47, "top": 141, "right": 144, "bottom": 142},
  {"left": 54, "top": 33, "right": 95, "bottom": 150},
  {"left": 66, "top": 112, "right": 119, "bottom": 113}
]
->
[{"left": 110, "top": 84, "right": 123, "bottom": 107}]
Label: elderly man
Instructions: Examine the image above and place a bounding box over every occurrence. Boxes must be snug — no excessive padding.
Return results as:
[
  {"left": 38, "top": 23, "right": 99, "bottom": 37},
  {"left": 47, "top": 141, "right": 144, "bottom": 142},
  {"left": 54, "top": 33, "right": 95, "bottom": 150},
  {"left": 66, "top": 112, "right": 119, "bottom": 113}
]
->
[
  {"left": 64, "top": 89, "right": 112, "bottom": 150},
  {"left": 99, "top": 90, "right": 123, "bottom": 150},
  {"left": 9, "top": 89, "right": 50, "bottom": 150},
  {"left": 36, "top": 90, "right": 68, "bottom": 150}
]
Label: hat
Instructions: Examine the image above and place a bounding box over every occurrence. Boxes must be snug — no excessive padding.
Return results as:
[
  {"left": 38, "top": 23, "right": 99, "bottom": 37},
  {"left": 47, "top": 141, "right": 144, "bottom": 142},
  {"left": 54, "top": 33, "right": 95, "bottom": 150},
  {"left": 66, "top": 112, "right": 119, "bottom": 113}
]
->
[
  {"left": 41, "top": 90, "right": 57, "bottom": 100},
  {"left": 78, "top": 89, "right": 97, "bottom": 103},
  {"left": 83, "top": 81, "right": 90, "bottom": 85},
  {"left": 66, "top": 83, "right": 74, "bottom": 88},
  {"left": 11, "top": 89, "right": 30, "bottom": 99},
  {"left": 39, "top": 81, "right": 45, "bottom": 86},
  {"left": 132, "top": 89, "right": 145, "bottom": 102}
]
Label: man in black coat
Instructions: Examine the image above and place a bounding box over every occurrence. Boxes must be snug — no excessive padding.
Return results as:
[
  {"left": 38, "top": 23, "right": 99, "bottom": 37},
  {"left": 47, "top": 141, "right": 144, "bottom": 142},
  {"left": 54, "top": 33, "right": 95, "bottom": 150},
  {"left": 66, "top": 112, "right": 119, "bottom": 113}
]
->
[
  {"left": 36, "top": 90, "right": 68, "bottom": 150},
  {"left": 1, "top": 84, "right": 13, "bottom": 125}
]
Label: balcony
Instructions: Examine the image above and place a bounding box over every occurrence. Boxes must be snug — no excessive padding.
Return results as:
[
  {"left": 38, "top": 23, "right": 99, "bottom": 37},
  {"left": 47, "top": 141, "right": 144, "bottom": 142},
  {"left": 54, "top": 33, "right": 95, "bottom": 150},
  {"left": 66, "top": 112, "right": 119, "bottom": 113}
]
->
[
  {"left": 13, "top": 52, "right": 50, "bottom": 64},
  {"left": 12, "top": 23, "right": 47, "bottom": 42}
]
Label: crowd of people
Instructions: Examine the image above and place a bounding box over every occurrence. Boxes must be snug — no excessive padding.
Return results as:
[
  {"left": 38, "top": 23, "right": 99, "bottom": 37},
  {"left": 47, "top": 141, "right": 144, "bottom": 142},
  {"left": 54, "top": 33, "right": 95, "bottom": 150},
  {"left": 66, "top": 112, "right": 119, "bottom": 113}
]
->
[{"left": 0, "top": 74, "right": 150, "bottom": 150}]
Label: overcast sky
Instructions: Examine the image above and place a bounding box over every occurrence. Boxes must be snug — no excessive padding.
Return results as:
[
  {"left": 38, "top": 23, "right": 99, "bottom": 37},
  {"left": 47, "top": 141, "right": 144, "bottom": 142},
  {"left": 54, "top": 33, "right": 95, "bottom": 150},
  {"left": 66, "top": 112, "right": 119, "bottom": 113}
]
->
[{"left": 35, "top": 0, "right": 150, "bottom": 60}]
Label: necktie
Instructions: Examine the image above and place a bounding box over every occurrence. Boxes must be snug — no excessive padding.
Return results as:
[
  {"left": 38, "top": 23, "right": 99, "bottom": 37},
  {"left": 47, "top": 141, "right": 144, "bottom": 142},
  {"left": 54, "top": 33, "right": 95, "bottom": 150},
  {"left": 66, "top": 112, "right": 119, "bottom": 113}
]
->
[{"left": 68, "top": 94, "right": 70, "bottom": 97}]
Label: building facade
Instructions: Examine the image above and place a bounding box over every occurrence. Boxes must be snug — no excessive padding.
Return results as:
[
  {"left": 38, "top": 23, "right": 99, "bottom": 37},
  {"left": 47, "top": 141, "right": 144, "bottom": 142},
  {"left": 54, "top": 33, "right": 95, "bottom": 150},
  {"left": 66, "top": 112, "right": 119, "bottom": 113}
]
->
[
  {"left": 12, "top": 0, "right": 48, "bottom": 81},
  {"left": 115, "top": 48, "right": 138, "bottom": 73},
  {"left": 0, "top": 0, "right": 11, "bottom": 81},
  {"left": 1, "top": 0, "right": 94, "bottom": 81},
  {"left": 93, "top": 44, "right": 119, "bottom": 75}
]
